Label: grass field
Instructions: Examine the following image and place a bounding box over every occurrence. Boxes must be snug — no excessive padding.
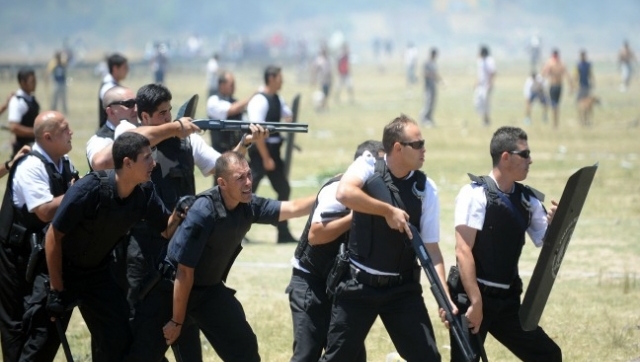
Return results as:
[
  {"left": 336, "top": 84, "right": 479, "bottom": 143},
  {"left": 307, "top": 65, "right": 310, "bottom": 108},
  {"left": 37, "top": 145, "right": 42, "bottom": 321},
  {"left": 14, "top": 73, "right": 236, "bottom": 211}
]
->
[{"left": 1, "top": 57, "right": 639, "bottom": 361}]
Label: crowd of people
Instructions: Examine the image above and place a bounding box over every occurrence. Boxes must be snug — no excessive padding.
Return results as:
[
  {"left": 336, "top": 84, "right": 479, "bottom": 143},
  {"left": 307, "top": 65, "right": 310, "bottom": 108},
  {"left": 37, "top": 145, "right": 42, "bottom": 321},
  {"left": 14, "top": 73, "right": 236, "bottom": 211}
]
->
[{"left": 0, "top": 38, "right": 631, "bottom": 361}]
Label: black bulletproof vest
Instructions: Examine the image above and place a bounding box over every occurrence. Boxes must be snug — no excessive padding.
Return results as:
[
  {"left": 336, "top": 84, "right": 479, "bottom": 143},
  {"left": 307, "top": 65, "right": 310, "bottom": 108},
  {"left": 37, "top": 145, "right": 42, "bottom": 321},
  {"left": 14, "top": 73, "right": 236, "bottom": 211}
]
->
[
  {"left": 209, "top": 93, "right": 244, "bottom": 153},
  {"left": 0, "top": 151, "right": 77, "bottom": 243},
  {"left": 470, "top": 175, "right": 540, "bottom": 285},
  {"left": 349, "top": 161, "right": 424, "bottom": 274},
  {"left": 262, "top": 92, "right": 282, "bottom": 140},
  {"left": 295, "top": 176, "right": 346, "bottom": 279},
  {"left": 87, "top": 123, "right": 115, "bottom": 171},
  {"left": 192, "top": 187, "right": 253, "bottom": 287},
  {"left": 62, "top": 171, "right": 149, "bottom": 269},
  {"left": 14, "top": 95, "right": 40, "bottom": 150}
]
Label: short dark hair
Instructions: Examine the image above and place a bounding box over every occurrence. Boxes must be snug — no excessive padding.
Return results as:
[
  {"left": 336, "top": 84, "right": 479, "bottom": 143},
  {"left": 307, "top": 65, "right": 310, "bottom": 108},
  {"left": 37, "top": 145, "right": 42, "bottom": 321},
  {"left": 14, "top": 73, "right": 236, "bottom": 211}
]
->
[
  {"left": 136, "top": 83, "right": 172, "bottom": 120},
  {"left": 489, "top": 126, "right": 528, "bottom": 166},
  {"left": 263, "top": 65, "right": 281, "bottom": 85},
  {"left": 112, "top": 132, "right": 150, "bottom": 170},
  {"left": 17, "top": 68, "right": 35, "bottom": 83},
  {"left": 354, "top": 140, "right": 384, "bottom": 160},
  {"left": 217, "top": 70, "right": 232, "bottom": 87},
  {"left": 430, "top": 48, "right": 438, "bottom": 58},
  {"left": 107, "top": 53, "right": 128, "bottom": 75},
  {"left": 480, "top": 46, "right": 489, "bottom": 57},
  {"left": 214, "top": 151, "right": 247, "bottom": 179},
  {"left": 382, "top": 114, "right": 417, "bottom": 154}
]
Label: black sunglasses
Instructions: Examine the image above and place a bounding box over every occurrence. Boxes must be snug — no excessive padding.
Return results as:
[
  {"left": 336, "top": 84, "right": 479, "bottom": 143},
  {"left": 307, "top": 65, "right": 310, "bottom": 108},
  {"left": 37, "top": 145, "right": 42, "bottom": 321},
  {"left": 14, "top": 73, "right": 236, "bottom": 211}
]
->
[
  {"left": 399, "top": 140, "right": 425, "bottom": 150},
  {"left": 509, "top": 149, "right": 531, "bottom": 159},
  {"left": 107, "top": 99, "right": 136, "bottom": 109}
]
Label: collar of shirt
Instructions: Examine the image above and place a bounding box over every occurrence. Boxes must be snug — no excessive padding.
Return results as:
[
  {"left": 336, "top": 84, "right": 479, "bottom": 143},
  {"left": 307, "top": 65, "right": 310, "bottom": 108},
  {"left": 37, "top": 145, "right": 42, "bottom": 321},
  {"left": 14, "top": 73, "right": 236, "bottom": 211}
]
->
[{"left": 32, "top": 142, "right": 65, "bottom": 173}]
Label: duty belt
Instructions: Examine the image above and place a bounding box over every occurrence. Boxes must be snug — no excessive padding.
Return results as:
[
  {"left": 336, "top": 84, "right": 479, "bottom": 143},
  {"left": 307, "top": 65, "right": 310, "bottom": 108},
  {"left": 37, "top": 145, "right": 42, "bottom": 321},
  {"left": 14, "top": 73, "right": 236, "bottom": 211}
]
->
[
  {"left": 478, "top": 279, "right": 521, "bottom": 298},
  {"left": 349, "top": 264, "right": 420, "bottom": 288}
]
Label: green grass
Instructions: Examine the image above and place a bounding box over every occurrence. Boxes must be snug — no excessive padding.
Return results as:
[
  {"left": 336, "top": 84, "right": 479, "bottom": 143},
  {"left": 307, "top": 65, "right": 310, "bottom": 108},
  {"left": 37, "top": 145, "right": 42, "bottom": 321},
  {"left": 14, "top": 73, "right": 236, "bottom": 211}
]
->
[{"left": 1, "top": 58, "right": 639, "bottom": 361}]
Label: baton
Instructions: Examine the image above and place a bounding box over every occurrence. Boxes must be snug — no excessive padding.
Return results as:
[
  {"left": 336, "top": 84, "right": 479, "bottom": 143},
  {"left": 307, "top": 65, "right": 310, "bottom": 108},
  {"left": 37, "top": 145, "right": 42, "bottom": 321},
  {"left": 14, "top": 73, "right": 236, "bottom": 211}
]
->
[
  {"left": 55, "top": 318, "right": 74, "bottom": 362},
  {"left": 192, "top": 119, "right": 308, "bottom": 133}
]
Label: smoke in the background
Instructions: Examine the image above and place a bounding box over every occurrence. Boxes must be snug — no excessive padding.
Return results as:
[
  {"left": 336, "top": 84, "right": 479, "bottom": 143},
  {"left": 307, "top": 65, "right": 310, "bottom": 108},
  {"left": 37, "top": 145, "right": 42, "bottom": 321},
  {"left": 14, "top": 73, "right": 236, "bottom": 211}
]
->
[{"left": 1, "top": 0, "right": 638, "bottom": 63}]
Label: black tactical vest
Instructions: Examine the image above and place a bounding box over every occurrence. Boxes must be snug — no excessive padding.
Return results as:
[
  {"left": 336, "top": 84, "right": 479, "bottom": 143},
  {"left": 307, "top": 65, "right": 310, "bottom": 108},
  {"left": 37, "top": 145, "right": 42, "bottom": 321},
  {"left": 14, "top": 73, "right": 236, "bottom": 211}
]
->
[
  {"left": 14, "top": 95, "right": 40, "bottom": 153},
  {"left": 0, "top": 151, "right": 77, "bottom": 245},
  {"left": 209, "top": 93, "right": 244, "bottom": 153},
  {"left": 295, "top": 176, "right": 346, "bottom": 279},
  {"left": 262, "top": 92, "right": 282, "bottom": 141},
  {"left": 349, "top": 160, "right": 425, "bottom": 274},
  {"left": 191, "top": 187, "right": 252, "bottom": 287},
  {"left": 61, "top": 171, "right": 149, "bottom": 269},
  {"left": 469, "top": 174, "right": 542, "bottom": 285}
]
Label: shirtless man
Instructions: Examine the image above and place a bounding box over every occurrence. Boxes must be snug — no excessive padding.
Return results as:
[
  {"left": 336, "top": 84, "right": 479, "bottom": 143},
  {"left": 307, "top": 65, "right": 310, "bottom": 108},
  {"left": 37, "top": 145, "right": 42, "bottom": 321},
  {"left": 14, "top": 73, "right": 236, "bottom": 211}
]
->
[
  {"left": 541, "top": 49, "right": 572, "bottom": 128},
  {"left": 618, "top": 41, "right": 636, "bottom": 92}
]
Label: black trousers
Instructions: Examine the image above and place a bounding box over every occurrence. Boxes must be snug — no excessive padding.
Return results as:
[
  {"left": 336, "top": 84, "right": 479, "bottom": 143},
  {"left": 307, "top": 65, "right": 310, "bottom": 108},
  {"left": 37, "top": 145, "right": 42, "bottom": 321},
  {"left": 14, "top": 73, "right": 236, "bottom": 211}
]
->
[
  {"left": 139, "top": 282, "right": 260, "bottom": 362},
  {"left": 21, "top": 265, "right": 132, "bottom": 362},
  {"left": 320, "top": 278, "right": 441, "bottom": 362},
  {"left": 249, "top": 143, "right": 291, "bottom": 233},
  {"left": 449, "top": 291, "right": 562, "bottom": 362},
  {"left": 125, "top": 233, "right": 203, "bottom": 362},
  {"left": 0, "top": 244, "right": 32, "bottom": 362},
  {"left": 286, "top": 270, "right": 366, "bottom": 362}
]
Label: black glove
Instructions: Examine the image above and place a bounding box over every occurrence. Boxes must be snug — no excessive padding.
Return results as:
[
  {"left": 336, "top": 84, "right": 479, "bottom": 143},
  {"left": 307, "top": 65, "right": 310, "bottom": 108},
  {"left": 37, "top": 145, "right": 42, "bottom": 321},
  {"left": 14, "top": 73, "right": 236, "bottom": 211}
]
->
[
  {"left": 46, "top": 289, "right": 68, "bottom": 318},
  {"left": 175, "top": 195, "right": 196, "bottom": 215}
]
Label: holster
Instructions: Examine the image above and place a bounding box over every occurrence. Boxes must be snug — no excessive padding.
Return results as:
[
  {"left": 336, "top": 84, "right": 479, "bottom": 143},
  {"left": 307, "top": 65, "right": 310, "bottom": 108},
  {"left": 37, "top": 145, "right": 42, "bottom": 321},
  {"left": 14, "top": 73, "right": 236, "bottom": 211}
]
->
[
  {"left": 4, "top": 223, "right": 27, "bottom": 247},
  {"left": 25, "top": 233, "right": 44, "bottom": 283},
  {"left": 326, "top": 244, "right": 350, "bottom": 298},
  {"left": 447, "top": 265, "right": 471, "bottom": 309}
]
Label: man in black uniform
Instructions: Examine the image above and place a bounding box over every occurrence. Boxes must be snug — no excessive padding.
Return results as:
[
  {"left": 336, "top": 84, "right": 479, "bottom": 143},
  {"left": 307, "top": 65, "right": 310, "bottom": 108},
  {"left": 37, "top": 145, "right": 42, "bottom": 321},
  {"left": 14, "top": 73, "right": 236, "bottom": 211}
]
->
[
  {"left": 447, "top": 126, "right": 561, "bottom": 361},
  {"left": 31, "top": 133, "right": 182, "bottom": 362},
  {"left": 98, "top": 53, "right": 129, "bottom": 129},
  {"left": 320, "top": 115, "right": 450, "bottom": 362},
  {"left": 287, "top": 140, "right": 383, "bottom": 362},
  {"left": 247, "top": 65, "right": 298, "bottom": 243},
  {"left": 158, "top": 151, "right": 314, "bottom": 361},
  {"left": 7, "top": 68, "right": 39, "bottom": 158},
  {"left": 123, "top": 83, "right": 266, "bottom": 362},
  {"left": 0, "top": 111, "right": 76, "bottom": 362}
]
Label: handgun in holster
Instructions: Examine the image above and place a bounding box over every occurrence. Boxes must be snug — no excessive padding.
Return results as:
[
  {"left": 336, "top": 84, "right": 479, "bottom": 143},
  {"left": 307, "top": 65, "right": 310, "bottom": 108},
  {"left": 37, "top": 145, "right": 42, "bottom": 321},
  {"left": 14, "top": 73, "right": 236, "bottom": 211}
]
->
[
  {"left": 326, "top": 243, "right": 350, "bottom": 298},
  {"left": 137, "top": 261, "right": 177, "bottom": 302},
  {"left": 25, "top": 233, "right": 44, "bottom": 283}
]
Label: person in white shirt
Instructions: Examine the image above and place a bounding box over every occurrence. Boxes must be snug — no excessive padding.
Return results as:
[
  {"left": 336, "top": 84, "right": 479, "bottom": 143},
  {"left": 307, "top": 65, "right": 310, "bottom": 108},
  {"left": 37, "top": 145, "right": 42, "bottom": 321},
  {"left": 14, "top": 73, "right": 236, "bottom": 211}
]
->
[
  {"left": 206, "top": 53, "right": 220, "bottom": 97},
  {"left": 98, "top": 53, "right": 129, "bottom": 129},
  {"left": 474, "top": 46, "right": 496, "bottom": 126},
  {"left": 7, "top": 68, "right": 39, "bottom": 157}
]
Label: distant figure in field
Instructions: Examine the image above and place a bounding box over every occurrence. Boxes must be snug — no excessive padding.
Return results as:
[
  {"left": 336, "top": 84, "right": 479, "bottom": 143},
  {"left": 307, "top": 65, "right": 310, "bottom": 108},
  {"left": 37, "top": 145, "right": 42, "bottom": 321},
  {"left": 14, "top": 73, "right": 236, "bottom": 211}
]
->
[
  {"left": 618, "top": 41, "right": 636, "bottom": 92},
  {"left": 98, "top": 53, "right": 129, "bottom": 128},
  {"left": 404, "top": 42, "right": 418, "bottom": 86},
  {"left": 575, "top": 50, "right": 597, "bottom": 126},
  {"left": 419, "top": 47, "right": 441, "bottom": 127},
  {"left": 528, "top": 34, "right": 542, "bottom": 72},
  {"left": 47, "top": 51, "right": 68, "bottom": 114},
  {"left": 206, "top": 53, "right": 220, "bottom": 97},
  {"left": 312, "top": 46, "right": 332, "bottom": 112},
  {"left": 334, "top": 43, "right": 354, "bottom": 103},
  {"left": 151, "top": 43, "right": 169, "bottom": 84},
  {"left": 523, "top": 72, "right": 548, "bottom": 125},
  {"left": 541, "top": 49, "right": 573, "bottom": 128},
  {"left": 474, "top": 45, "right": 496, "bottom": 126}
]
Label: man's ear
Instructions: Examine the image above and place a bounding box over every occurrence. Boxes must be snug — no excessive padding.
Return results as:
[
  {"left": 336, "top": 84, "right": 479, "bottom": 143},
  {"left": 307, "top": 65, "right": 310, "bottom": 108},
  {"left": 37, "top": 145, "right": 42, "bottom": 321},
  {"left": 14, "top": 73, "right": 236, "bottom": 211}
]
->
[
  {"left": 217, "top": 177, "right": 226, "bottom": 188},
  {"left": 123, "top": 156, "right": 132, "bottom": 168},
  {"left": 140, "top": 112, "right": 151, "bottom": 125}
]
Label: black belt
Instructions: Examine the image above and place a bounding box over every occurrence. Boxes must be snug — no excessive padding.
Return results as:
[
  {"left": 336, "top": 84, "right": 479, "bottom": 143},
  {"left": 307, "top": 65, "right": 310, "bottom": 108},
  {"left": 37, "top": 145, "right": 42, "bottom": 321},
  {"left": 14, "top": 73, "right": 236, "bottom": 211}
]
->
[
  {"left": 350, "top": 264, "right": 419, "bottom": 288},
  {"left": 478, "top": 281, "right": 519, "bottom": 298}
]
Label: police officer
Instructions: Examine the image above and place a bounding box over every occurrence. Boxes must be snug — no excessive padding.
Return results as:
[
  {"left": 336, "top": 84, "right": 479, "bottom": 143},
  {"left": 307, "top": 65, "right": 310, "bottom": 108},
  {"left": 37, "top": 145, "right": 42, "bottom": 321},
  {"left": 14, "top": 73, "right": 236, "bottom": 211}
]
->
[
  {"left": 30, "top": 133, "right": 182, "bottom": 362},
  {"left": 98, "top": 53, "right": 128, "bottom": 129},
  {"left": 0, "top": 111, "right": 76, "bottom": 362},
  {"left": 247, "top": 65, "right": 297, "bottom": 243},
  {"left": 157, "top": 151, "right": 314, "bottom": 361},
  {"left": 320, "top": 115, "right": 449, "bottom": 362},
  {"left": 206, "top": 70, "right": 254, "bottom": 154},
  {"left": 287, "top": 140, "right": 383, "bottom": 362},
  {"left": 7, "top": 68, "right": 39, "bottom": 158},
  {"left": 122, "top": 83, "right": 266, "bottom": 362},
  {"left": 447, "top": 126, "right": 561, "bottom": 361}
]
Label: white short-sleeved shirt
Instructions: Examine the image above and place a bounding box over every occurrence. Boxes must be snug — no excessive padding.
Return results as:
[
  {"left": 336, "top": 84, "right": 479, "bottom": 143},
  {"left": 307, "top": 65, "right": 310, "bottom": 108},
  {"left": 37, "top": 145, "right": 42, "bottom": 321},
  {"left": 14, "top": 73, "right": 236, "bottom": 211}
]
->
[
  {"left": 7, "top": 89, "right": 32, "bottom": 123},
  {"left": 206, "top": 95, "right": 232, "bottom": 120},
  {"left": 477, "top": 56, "right": 496, "bottom": 87},
  {"left": 86, "top": 121, "right": 117, "bottom": 167},
  {"left": 247, "top": 93, "right": 293, "bottom": 144},
  {"left": 344, "top": 155, "right": 440, "bottom": 243},
  {"left": 453, "top": 173, "right": 548, "bottom": 247},
  {"left": 99, "top": 74, "right": 118, "bottom": 100},
  {"left": 12, "top": 143, "right": 75, "bottom": 212},
  {"left": 115, "top": 121, "right": 220, "bottom": 176}
]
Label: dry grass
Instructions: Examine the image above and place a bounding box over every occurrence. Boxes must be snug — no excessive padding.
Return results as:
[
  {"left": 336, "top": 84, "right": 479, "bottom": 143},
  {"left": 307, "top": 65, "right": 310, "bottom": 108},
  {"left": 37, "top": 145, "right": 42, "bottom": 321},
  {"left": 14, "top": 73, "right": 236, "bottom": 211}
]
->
[{"left": 1, "top": 57, "right": 639, "bottom": 361}]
